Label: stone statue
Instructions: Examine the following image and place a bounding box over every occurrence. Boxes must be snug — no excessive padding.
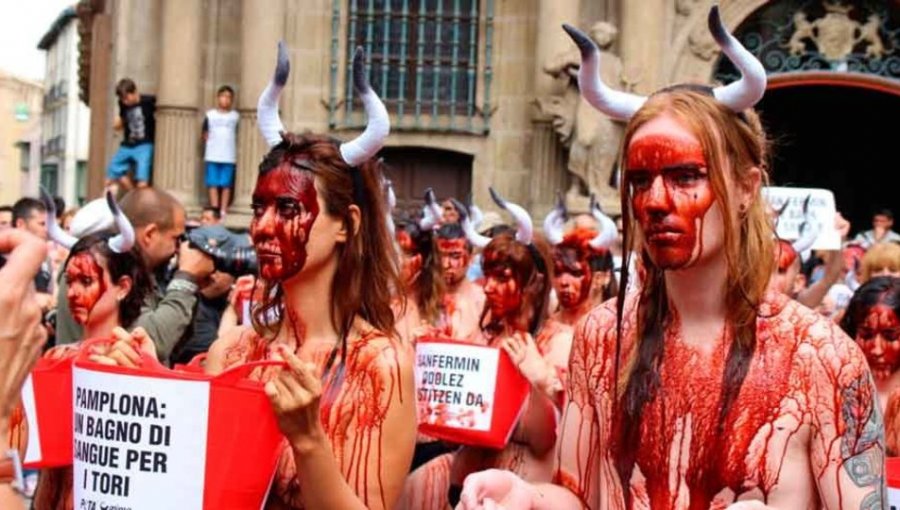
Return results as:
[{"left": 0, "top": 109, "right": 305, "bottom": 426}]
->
[{"left": 539, "top": 21, "right": 624, "bottom": 212}]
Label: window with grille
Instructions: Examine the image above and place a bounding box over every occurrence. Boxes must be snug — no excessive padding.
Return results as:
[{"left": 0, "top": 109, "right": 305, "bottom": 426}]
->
[{"left": 331, "top": 0, "right": 494, "bottom": 134}]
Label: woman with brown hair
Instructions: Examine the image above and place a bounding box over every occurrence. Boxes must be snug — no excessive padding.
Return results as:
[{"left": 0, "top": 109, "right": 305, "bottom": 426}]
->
[
  {"left": 104, "top": 44, "right": 416, "bottom": 510},
  {"left": 458, "top": 7, "right": 881, "bottom": 509},
  {"left": 393, "top": 214, "right": 445, "bottom": 344}
]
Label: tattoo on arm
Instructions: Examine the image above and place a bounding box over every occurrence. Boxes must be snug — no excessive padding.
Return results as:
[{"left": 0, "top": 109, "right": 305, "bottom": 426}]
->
[{"left": 839, "top": 373, "right": 885, "bottom": 509}]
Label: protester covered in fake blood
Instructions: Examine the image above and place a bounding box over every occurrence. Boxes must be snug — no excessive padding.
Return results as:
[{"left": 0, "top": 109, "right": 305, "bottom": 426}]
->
[
  {"left": 101, "top": 44, "right": 416, "bottom": 510},
  {"left": 22, "top": 196, "right": 152, "bottom": 510},
  {"left": 841, "top": 276, "right": 900, "bottom": 409},
  {"left": 458, "top": 8, "right": 883, "bottom": 509},
  {"left": 544, "top": 194, "right": 618, "bottom": 327},
  {"left": 392, "top": 219, "right": 445, "bottom": 345},
  {"left": 433, "top": 222, "right": 486, "bottom": 340},
  {"left": 400, "top": 190, "right": 572, "bottom": 510}
]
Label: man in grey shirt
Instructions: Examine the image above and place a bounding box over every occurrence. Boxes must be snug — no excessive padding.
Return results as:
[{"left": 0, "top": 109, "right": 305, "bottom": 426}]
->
[
  {"left": 57, "top": 188, "right": 214, "bottom": 364},
  {"left": 852, "top": 208, "right": 900, "bottom": 249}
]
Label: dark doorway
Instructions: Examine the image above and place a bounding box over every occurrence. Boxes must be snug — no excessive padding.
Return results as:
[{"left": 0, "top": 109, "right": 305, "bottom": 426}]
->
[
  {"left": 756, "top": 84, "right": 900, "bottom": 237},
  {"left": 380, "top": 147, "right": 473, "bottom": 218}
]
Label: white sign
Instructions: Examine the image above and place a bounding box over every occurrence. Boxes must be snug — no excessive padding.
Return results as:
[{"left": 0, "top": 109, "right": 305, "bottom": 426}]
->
[
  {"left": 763, "top": 187, "right": 840, "bottom": 251},
  {"left": 415, "top": 342, "right": 499, "bottom": 432},
  {"left": 889, "top": 487, "right": 900, "bottom": 509},
  {"left": 72, "top": 367, "right": 210, "bottom": 510},
  {"left": 21, "top": 375, "right": 41, "bottom": 464}
]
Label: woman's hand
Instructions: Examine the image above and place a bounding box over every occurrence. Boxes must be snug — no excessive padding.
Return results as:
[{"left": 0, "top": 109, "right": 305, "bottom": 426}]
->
[
  {"left": 88, "top": 327, "right": 158, "bottom": 367},
  {"left": 265, "top": 346, "right": 328, "bottom": 453},
  {"left": 500, "top": 332, "right": 554, "bottom": 390},
  {"left": 456, "top": 469, "right": 539, "bottom": 510}
]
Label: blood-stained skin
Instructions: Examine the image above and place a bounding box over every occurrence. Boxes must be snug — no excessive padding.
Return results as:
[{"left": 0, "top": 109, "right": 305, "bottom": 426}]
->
[
  {"left": 854, "top": 304, "right": 900, "bottom": 382},
  {"left": 553, "top": 248, "right": 592, "bottom": 311},
  {"left": 553, "top": 291, "right": 884, "bottom": 509},
  {"left": 219, "top": 311, "right": 411, "bottom": 509},
  {"left": 251, "top": 164, "right": 320, "bottom": 282},
  {"left": 436, "top": 238, "right": 470, "bottom": 288},
  {"left": 626, "top": 135, "right": 713, "bottom": 270},
  {"left": 65, "top": 252, "right": 107, "bottom": 326}
]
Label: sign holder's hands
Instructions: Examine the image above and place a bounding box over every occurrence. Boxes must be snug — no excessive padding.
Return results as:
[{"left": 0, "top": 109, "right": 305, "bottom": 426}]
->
[
  {"left": 0, "top": 230, "right": 49, "bottom": 427},
  {"left": 88, "top": 327, "right": 158, "bottom": 367},
  {"left": 500, "top": 333, "right": 557, "bottom": 393},
  {"left": 457, "top": 469, "right": 538, "bottom": 510},
  {"left": 265, "top": 346, "right": 328, "bottom": 453}
]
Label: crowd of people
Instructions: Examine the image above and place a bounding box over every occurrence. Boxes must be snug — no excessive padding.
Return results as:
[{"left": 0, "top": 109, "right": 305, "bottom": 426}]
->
[{"left": 0, "top": 6, "right": 894, "bottom": 509}]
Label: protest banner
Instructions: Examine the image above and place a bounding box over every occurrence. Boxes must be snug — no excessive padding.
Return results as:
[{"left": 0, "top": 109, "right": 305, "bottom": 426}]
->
[
  {"left": 763, "top": 187, "right": 840, "bottom": 250},
  {"left": 415, "top": 338, "right": 530, "bottom": 449}
]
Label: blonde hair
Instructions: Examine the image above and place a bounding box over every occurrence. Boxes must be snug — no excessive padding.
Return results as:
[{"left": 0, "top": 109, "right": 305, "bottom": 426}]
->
[{"left": 860, "top": 243, "right": 900, "bottom": 283}]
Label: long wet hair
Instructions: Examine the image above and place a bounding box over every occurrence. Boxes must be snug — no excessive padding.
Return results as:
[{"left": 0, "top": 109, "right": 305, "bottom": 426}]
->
[
  {"left": 396, "top": 218, "right": 444, "bottom": 323},
  {"left": 613, "top": 89, "right": 773, "bottom": 483},
  {"left": 480, "top": 233, "right": 553, "bottom": 336},
  {"left": 65, "top": 232, "right": 153, "bottom": 328},
  {"left": 252, "top": 133, "right": 401, "bottom": 344}
]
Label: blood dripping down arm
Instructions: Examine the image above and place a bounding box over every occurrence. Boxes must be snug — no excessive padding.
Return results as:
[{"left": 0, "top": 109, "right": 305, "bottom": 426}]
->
[
  {"left": 808, "top": 326, "right": 886, "bottom": 510},
  {"left": 283, "top": 337, "right": 417, "bottom": 510},
  {"left": 550, "top": 308, "right": 619, "bottom": 510}
]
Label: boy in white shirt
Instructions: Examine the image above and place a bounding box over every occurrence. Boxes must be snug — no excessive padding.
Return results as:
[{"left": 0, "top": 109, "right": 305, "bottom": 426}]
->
[{"left": 202, "top": 85, "right": 239, "bottom": 216}]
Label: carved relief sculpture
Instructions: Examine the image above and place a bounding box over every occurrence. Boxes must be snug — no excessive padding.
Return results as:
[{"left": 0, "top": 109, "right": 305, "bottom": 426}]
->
[{"left": 539, "top": 21, "right": 624, "bottom": 211}]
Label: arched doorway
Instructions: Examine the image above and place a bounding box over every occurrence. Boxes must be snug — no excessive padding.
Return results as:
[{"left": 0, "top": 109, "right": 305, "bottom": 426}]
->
[
  {"left": 754, "top": 82, "right": 900, "bottom": 233},
  {"left": 709, "top": 0, "right": 900, "bottom": 236}
]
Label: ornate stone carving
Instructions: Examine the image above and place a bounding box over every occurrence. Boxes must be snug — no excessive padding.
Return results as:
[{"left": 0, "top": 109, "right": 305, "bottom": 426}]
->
[
  {"left": 785, "top": 2, "right": 885, "bottom": 63},
  {"left": 537, "top": 21, "right": 623, "bottom": 211}
]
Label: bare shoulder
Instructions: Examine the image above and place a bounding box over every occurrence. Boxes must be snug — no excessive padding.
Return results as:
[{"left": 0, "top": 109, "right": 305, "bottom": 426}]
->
[
  {"left": 767, "top": 294, "right": 869, "bottom": 380},
  {"left": 347, "top": 319, "right": 415, "bottom": 379}
]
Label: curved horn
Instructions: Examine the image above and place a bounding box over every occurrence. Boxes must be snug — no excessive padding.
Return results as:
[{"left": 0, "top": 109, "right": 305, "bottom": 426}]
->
[
  {"left": 542, "top": 192, "right": 567, "bottom": 246},
  {"left": 708, "top": 6, "right": 767, "bottom": 112},
  {"left": 418, "top": 188, "right": 443, "bottom": 231},
  {"left": 106, "top": 191, "right": 135, "bottom": 254},
  {"left": 258, "top": 41, "right": 290, "bottom": 148},
  {"left": 462, "top": 216, "right": 492, "bottom": 249},
  {"left": 385, "top": 180, "right": 397, "bottom": 236},
  {"left": 490, "top": 187, "right": 533, "bottom": 245},
  {"left": 40, "top": 186, "right": 77, "bottom": 249},
  {"left": 562, "top": 24, "right": 646, "bottom": 121},
  {"left": 791, "top": 195, "right": 818, "bottom": 254},
  {"left": 340, "top": 47, "right": 391, "bottom": 167},
  {"left": 589, "top": 194, "right": 617, "bottom": 250}
]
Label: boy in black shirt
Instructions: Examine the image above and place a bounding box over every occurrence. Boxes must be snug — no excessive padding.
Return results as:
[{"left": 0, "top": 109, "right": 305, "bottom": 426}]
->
[{"left": 106, "top": 78, "right": 156, "bottom": 193}]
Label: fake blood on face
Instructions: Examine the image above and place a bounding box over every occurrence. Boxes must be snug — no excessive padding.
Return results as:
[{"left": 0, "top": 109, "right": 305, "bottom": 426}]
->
[
  {"left": 436, "top": 238, "right": 470, "bottom": 286},
  {"left": 553, "top": 248, "right": 592, "bottom": 310},
  {"left": 856, "top": 303, "right": 900, "bottom": 381},
  {"left": 250, "top": 164, "right": 320, "bottom": 282},
  {"left": 626, "top": 134, "right": 714, "bottom": 270},
  {"left": 66, "top": 251, "right": 107, "bottom": 326},
  {"left": 483, "top": 265, "right": 521, "bottom": 322}
]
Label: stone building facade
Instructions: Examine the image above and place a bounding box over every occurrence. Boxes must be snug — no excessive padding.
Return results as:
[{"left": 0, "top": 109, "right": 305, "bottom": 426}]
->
[{"left": 74, "top": 0, "right": 900, "bottom": 227}]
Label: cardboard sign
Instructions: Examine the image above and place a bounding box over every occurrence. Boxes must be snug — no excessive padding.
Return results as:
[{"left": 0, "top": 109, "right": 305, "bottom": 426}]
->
[
  {"left": 888, "top": 457, "right": 900, "bottom": 508},
  {"left": 415, "top": 338, "right": 530, "bottom": 449},
  {"left": 73, "top": 367, "right": 210, "bottom": 509},
  {"left": 22, "top": 355, "right": 74, "bottom": 468},
  {"left": 763, "top": 187, "right": 840, "bottom": 250}
]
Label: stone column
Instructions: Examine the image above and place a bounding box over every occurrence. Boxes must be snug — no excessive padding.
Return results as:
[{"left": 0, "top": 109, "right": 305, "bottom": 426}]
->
[
  {"left": 233, "top": 0, "right": 286, "bottom": 216},
  {"left": 619, "top": 0, "right": 669, "bottom": 94},
  {"left": 153, "top": 0, "right": 203, "bottom": 209},
  {"left": 530, "top": 0, "right": 579, "bottom": 212}
]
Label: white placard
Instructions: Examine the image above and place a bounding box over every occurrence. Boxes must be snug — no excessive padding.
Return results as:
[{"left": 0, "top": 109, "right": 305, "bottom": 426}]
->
[
  {"left": 415, "top": 342, "right": 499, "bottom": 432},
  {"left": 763, "top": 187, "right": 840, "bottom": 251},
  {"left": 889, "top": 486, "right": 900, "bottom": 509},
  {"left": 73, "top": 367, "right": 210, "bottom": 510},
  {"left": 21, "top": 375, "right": 41, "bottom": 464}
]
